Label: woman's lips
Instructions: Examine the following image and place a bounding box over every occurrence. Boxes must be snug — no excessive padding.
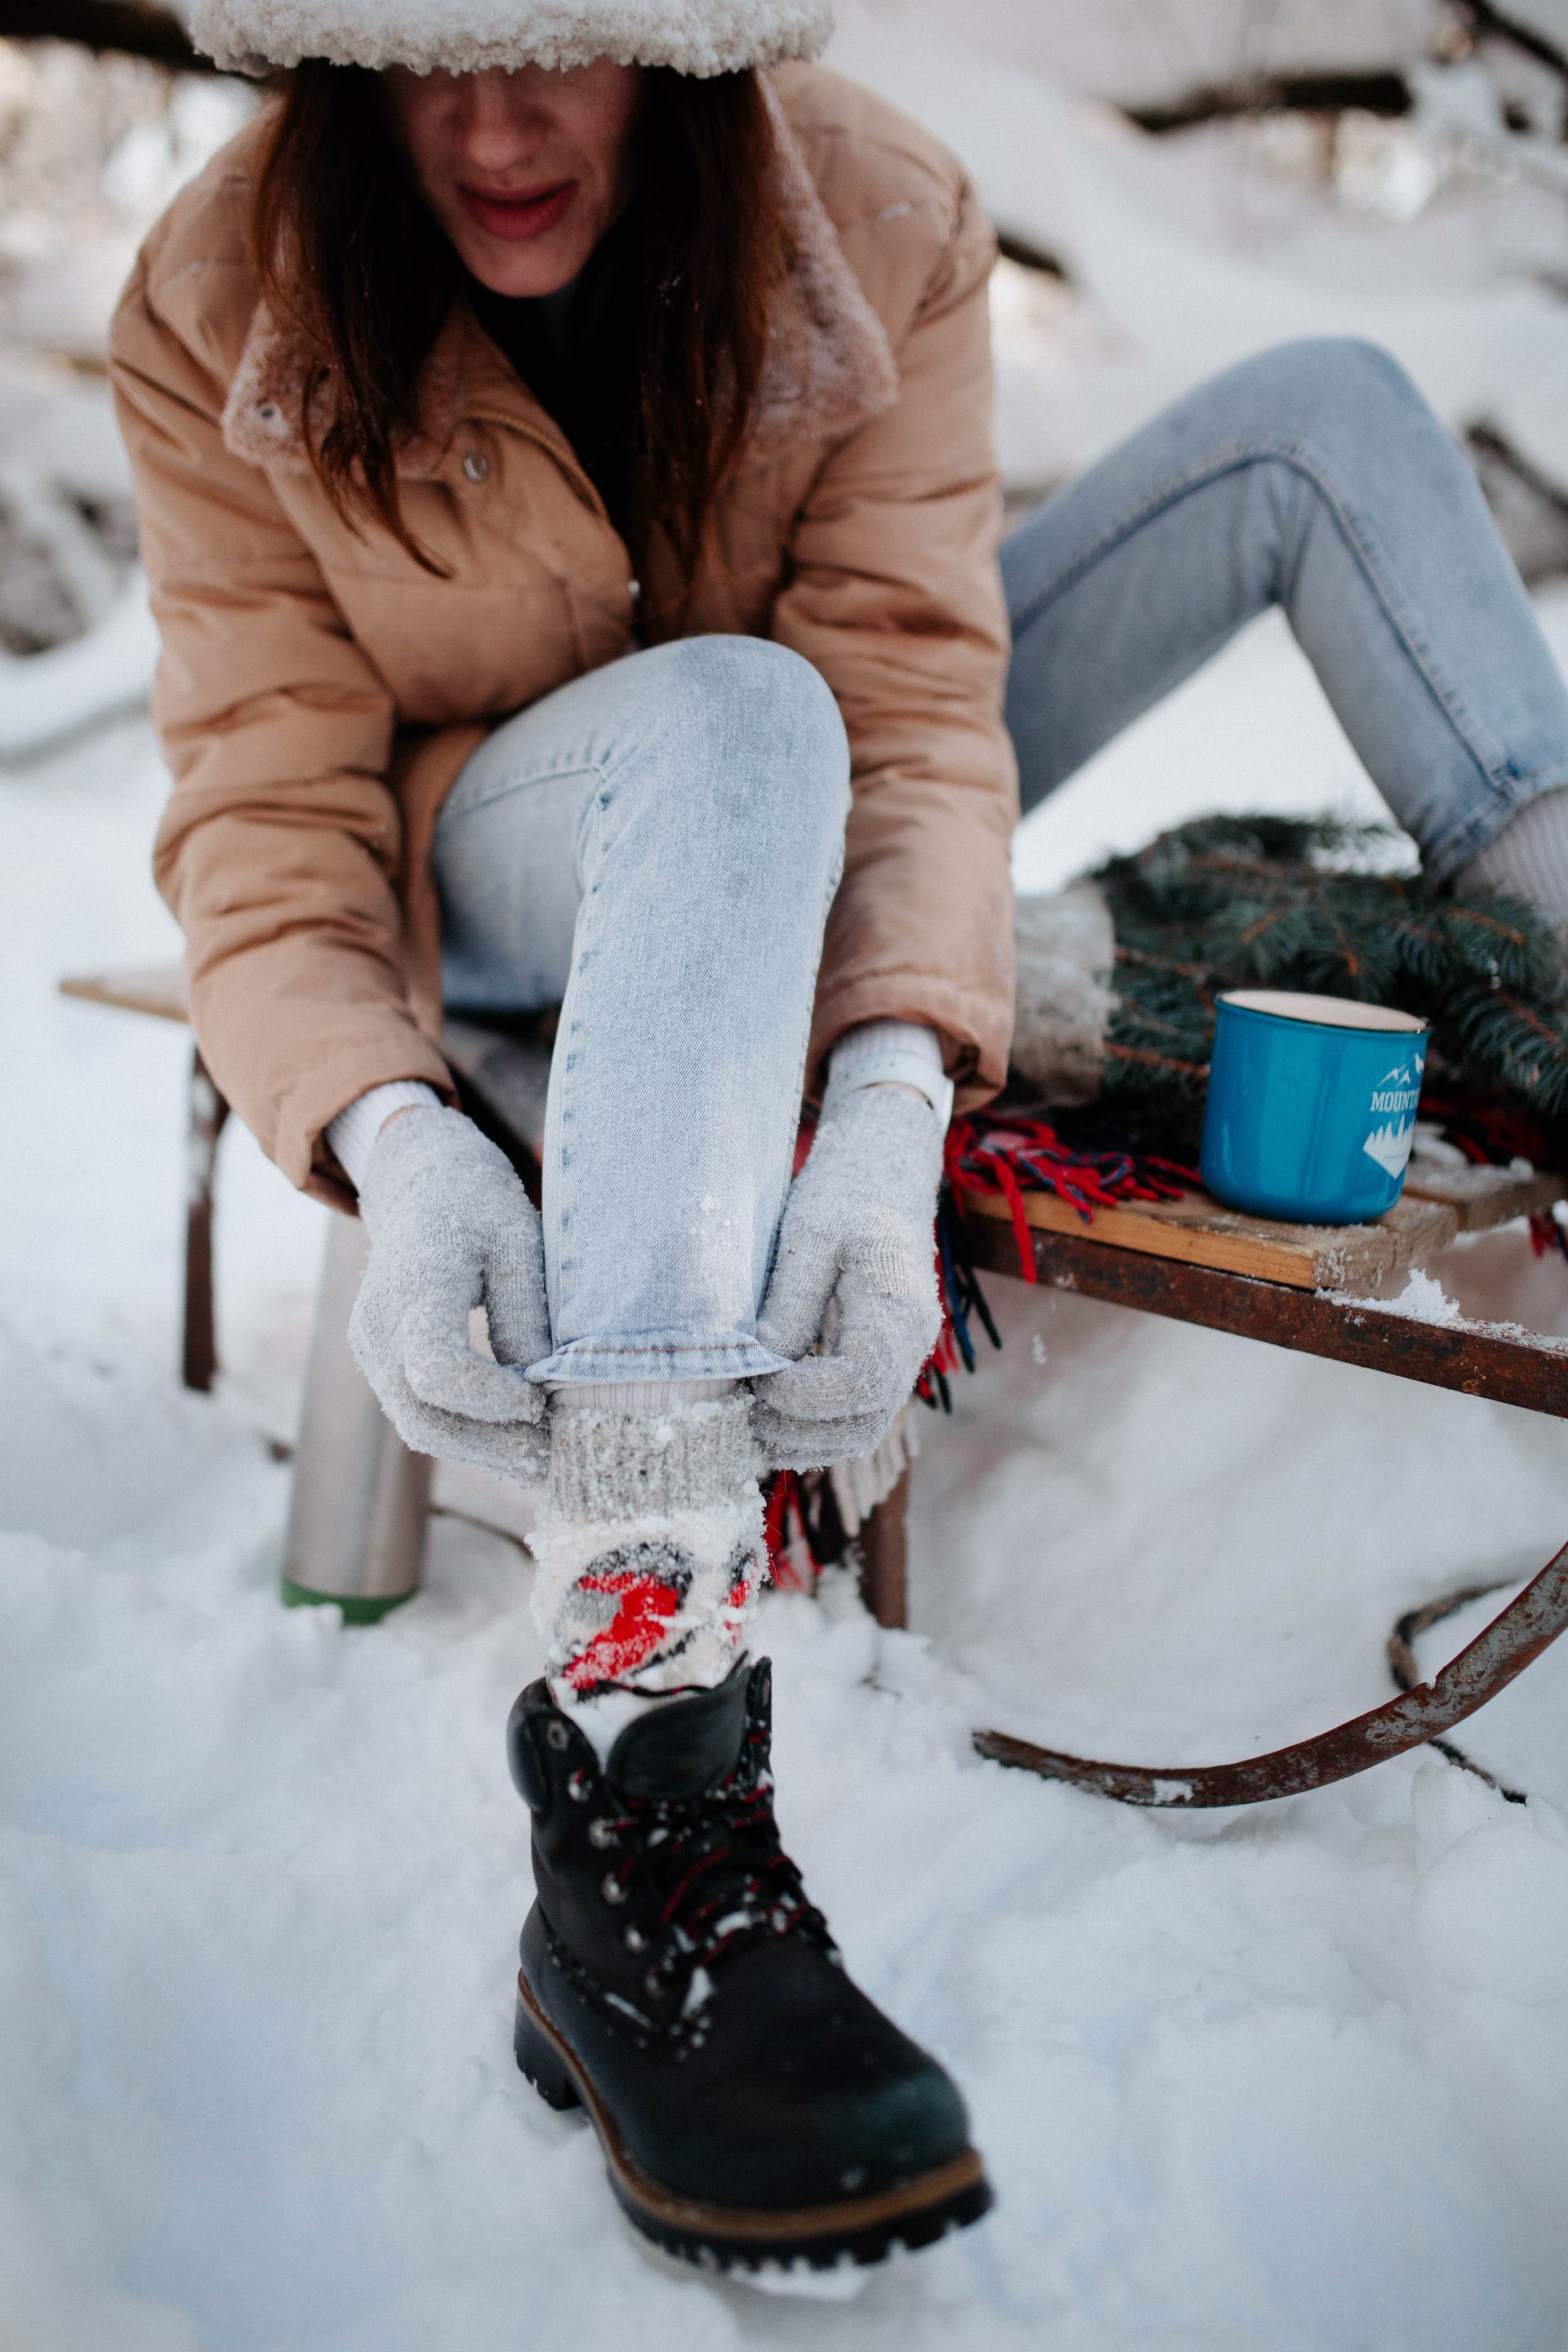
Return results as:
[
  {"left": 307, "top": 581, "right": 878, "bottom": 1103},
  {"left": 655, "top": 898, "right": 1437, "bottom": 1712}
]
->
[{"left": 459, "top": 180, "right": 577, "bottom": 242}]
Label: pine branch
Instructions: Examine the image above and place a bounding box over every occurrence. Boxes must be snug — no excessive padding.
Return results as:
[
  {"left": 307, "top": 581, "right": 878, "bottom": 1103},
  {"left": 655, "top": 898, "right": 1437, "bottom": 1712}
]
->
[{"left": 1086, "top": 814, "right": 1568, "bottom": 1138}]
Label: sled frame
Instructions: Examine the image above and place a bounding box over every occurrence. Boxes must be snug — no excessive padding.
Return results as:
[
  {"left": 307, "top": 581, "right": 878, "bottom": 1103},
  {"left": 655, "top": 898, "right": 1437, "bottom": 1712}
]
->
[{"left": 958, "top": 1209, "right": 1568, "bottom": 1807}]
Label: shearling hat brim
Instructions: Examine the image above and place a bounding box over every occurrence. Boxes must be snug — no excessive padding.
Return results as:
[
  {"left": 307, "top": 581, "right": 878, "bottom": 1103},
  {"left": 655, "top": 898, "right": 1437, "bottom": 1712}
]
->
[{"left": 185, "top": 0, "right": 834, "bottom": 77}]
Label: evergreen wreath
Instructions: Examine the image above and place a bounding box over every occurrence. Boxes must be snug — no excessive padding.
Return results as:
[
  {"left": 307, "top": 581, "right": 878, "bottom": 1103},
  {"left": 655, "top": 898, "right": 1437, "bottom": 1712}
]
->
[{"left": 1082, "top": 814, "right": 1568, "bottom": 1150}]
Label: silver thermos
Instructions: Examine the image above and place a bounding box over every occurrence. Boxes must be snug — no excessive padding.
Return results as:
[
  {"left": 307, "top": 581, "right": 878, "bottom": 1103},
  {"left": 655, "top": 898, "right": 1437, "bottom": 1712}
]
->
[{"left": 280, "top": 1213, "right": 431, "bottom": 1619}]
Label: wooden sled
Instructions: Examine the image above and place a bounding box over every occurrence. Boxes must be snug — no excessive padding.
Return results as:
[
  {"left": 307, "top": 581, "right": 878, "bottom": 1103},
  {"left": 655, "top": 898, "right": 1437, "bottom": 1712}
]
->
[{"left": 59, "top": 966, "right": 1568, "bottom": 1805}]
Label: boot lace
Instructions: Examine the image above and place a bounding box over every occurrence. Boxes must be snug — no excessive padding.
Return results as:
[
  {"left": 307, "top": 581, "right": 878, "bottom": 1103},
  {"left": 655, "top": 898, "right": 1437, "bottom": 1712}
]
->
[{"left": 594, "top": 1708, "right": 834, "bottom": 2008}]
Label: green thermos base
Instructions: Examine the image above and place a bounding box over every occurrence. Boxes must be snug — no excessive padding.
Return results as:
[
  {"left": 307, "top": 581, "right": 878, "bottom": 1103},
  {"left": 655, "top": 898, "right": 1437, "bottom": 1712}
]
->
[{"left": 279, "top": 1577, "right": 416, "bottom": 1625}]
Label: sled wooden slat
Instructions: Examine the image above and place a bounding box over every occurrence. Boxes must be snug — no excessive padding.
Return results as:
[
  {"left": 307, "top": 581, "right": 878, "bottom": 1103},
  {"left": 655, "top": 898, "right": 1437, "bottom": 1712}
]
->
[
  {"left": 964, "top": 1156, "right": 1563, "bottom": 1294},
  {"left": 1401, "top": 1160, "right": 1566, "bottom": 1229},
  {"left": 442, "top": 1016, "right": 552, "bottom": 1165},
  {"left": 965, "top": 1181, "right": 1458, "bottom": 1290},
  {"left": 60, "top": 962, "right": 189, "bottom": 1026}
]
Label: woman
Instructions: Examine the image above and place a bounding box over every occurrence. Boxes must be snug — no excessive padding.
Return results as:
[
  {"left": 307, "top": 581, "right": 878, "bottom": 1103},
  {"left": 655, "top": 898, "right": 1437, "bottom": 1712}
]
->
[{"left": 112, "top": 0, "right": 1568, "bottom": 2276}]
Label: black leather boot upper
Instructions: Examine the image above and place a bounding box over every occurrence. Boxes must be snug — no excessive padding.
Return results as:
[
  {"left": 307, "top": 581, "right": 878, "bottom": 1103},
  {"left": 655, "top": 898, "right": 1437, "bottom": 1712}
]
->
[{"left": 507, "top": 1659, "right": 976, "bottom": 2213}]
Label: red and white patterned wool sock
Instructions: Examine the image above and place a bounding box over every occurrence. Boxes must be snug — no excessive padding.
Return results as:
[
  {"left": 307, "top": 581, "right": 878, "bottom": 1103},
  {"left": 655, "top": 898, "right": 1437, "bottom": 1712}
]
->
[{"left": 530, "top": 1394, "right": 765, "bottom": 1753}]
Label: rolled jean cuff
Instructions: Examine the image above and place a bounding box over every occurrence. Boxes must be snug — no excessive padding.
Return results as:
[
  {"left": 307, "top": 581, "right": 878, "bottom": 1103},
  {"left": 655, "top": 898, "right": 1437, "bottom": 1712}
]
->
[
  {"left": 1422, "top": 763, "right": 1568, "bottom": 885},
  {"left": 528, "top": 1331, "right": 795, "bottom": 1385}
]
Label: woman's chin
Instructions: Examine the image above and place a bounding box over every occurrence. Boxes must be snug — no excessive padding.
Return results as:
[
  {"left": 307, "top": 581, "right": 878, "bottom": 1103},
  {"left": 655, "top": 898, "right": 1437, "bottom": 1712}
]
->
[{"left": 457, "top": 223, "right": 595, "bottom": 299}]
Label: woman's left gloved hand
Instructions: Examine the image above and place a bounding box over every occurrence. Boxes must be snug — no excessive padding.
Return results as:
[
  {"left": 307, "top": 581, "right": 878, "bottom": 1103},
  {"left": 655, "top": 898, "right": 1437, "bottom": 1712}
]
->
[
  {"left": 751, "top": 1084, "right": 944, "bottom": 1469},
  {"left": 350, "top": 1106, "right": 552, "bottom": 1483}
]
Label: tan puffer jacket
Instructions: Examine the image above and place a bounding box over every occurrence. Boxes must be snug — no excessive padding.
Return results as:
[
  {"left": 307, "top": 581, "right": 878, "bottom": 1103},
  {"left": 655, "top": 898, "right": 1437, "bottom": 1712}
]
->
[{"left": 109, "top": 62, "right": 1018, "bottom": 1209}]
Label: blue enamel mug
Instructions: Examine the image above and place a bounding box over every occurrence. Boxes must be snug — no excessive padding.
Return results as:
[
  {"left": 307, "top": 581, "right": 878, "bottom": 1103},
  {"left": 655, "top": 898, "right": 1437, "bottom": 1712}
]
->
[{"left": 1200, "top": 990, "right": 1429, "bottom": 1225}]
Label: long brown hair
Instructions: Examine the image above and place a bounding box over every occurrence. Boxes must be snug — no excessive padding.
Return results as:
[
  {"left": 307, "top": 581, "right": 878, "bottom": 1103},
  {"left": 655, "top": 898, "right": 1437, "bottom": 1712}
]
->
[{"left": 250, "top": 62, "right": 795, "bottom": 598}]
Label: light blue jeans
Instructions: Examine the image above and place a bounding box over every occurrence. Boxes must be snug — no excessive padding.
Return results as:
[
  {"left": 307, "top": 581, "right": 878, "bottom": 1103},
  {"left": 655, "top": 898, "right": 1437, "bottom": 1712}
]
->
[
  {"left": 434, "top": 338, "right": 1568, "bottom": 1380},
  {"left": 434, "top": 634, "right": 850, "bottom": 1384},
  {"left": 1004, "top": 338, "right": 1568, "bottom": 871}
]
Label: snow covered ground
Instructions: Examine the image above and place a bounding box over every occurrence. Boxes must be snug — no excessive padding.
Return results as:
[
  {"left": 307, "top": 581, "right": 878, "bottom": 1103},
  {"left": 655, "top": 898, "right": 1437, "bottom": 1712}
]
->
[
  {"left": 6, "top": 8, "right": 1568, "bottom": 2349},
  {"left": 8, "top": 603, "right": 1568, "bottom": 2352}
]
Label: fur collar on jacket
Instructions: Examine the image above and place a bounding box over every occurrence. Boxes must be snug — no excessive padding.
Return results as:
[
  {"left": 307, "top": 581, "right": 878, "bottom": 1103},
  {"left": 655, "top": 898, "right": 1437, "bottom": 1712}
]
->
[{"left": 221, "top": 84, "right": 899, "bottom": 480}]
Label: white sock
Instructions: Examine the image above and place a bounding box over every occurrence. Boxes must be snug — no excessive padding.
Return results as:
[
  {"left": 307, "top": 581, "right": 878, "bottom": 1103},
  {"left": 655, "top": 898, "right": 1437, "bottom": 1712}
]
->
[
  {"left": 1458, "top": 787, "right": 1568, "bottom": 921},
  {"left": 530, "top": 1394, "right": 764, "bottom": 1752}
]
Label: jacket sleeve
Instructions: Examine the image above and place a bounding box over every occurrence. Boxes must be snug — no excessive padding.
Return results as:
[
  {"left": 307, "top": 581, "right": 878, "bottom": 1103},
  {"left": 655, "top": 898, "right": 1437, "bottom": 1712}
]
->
[
  {"left": 109, "top": 256, "right": 454, "bottom": 1205},
  {"left": 770, "top": 175, "right": 1018, "bottom": 1111}
]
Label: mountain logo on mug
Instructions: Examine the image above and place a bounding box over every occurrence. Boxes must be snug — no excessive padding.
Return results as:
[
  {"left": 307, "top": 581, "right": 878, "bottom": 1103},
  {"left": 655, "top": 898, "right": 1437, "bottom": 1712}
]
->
[{"left": 1361, "top": 1058, "right": 1423, "bottom": 1178}]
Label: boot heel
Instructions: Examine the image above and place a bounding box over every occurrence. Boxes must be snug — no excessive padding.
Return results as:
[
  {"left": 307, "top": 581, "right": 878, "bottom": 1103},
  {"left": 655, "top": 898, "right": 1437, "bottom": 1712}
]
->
[{"left": 514, "top": 1992, "right": 581, "bottom": 2111}]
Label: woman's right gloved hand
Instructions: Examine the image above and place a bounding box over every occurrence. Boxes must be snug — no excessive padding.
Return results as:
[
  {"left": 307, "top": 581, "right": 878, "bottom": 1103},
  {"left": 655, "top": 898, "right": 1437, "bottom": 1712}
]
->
[
  {"left": 350, "top": 1106, "right": 551, "bottom": 1484},
  {"left": 750, "top": 1083, "right": 945, "bottom": 1469}
]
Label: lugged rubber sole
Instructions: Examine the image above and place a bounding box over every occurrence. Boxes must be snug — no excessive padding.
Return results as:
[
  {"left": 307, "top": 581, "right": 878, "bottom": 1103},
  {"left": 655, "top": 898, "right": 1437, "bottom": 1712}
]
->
[{"left": 514, "top": 1970, "right": 994, "bottom": 2273}]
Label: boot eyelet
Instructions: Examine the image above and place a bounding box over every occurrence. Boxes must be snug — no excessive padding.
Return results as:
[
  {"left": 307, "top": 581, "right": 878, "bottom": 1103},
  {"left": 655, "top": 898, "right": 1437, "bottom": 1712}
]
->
[
  {"left": 623, "top": 1925, "right": 647, "bottom": 1953},
  {"left": 587, "top": 1818, "right": 617, "bottom": 1850},
  {"left": 644, "top": 1968, "right": 663, "bottom": 1998},
  {"left": 601, "top": 1873, "right": 628, "bottom": 1905},
  {"left": 546, "top": 1722, "right": 570, "bottom": 1752},
  {"left": 566, "top": 1769, "right": 593, "bottom": 1802}
]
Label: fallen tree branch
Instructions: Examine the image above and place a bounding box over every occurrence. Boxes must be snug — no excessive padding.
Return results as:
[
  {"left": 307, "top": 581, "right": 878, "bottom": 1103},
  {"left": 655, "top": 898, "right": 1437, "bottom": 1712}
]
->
[
  {"left": 995, "top": 229, "right": 1067, "bottom": 280},
  {"left": 1455, "top": 0, "right": 1568, "bottom": 91},
  {"left": 1466, "top": 421, "right": 1568, "bottom": 586},
  {"left": 0, "top": 1, "right": 212, "bottom": 72},
  {"left": 1468, "top": 420, "right": 1568, "bottom": 512},
  {"left": 1126, "top": 69, "right": 1410, "bottom": 136}
]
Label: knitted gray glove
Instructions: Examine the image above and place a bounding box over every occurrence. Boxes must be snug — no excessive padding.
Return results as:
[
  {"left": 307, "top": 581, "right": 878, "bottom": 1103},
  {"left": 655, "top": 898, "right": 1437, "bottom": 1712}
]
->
[
  {"left": 350, "top": 1106, "right": 550, "bottom": 1484},
  {"left": 751, "top": 1084, "right": 944, "bottom": 1470}
]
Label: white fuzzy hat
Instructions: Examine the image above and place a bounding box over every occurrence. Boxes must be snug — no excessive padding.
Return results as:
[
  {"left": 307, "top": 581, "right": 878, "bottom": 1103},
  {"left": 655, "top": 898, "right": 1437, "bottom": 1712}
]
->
[{"left": 186, "top": 0, "right": 834, "bottom": 77}]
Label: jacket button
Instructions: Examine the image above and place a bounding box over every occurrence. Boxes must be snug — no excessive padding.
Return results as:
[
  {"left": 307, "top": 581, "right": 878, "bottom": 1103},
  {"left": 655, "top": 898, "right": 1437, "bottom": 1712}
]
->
[{"left": 463, "top": 451, "right": 490, "bottom": 483}]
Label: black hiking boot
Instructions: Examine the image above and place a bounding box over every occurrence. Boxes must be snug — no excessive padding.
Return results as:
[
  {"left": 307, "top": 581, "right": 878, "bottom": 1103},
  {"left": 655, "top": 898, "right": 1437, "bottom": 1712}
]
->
[{"left": 506, "top": 1657, "right": 992, "bottom": 2273}]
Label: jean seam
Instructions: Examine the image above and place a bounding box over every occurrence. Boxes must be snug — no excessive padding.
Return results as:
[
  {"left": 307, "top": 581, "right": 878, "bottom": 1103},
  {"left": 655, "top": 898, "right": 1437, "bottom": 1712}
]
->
[
  {"left": 547, "top": 783, "right": 608, "bottom": 1327},
  {"left": 1006, "top": 434, "right": 1515, "bottom": 800},
  {"left": 758, "top": 832, "right": 846, "bottom": 1303}
]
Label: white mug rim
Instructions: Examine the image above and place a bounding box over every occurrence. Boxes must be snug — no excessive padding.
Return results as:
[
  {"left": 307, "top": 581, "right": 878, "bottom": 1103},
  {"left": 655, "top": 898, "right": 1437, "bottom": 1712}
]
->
[{"left": 1217, "top": 989, "right": 1429, "bottom": 1036}]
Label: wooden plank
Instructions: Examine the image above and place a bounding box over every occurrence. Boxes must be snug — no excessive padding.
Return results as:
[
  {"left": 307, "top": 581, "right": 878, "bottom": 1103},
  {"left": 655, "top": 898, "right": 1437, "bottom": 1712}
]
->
[
  {"left": 53, "top": 980, "right": 564, "bottom": 1187},
  {"left": 1404, "top": 1160, "right": 1565, "bottom": 1232},
  {"left": 441, "top": 1018, "right": 551, "bottom": 1165},
  {"left": 856, "top": 1472, "right": 909, "bottom": 1632},
  {"left": 182, "top": 1049, "right": 228, "bottom": 1392},
  {"left": 59, "top": 964, "right": 189, "bottom": 1024},
  {"left": 960, "top": 1210, "right": 1568, "bottom": 1418},
  {"left": 966, "top": 1182, "right": 1457, "bottom": 1290}
]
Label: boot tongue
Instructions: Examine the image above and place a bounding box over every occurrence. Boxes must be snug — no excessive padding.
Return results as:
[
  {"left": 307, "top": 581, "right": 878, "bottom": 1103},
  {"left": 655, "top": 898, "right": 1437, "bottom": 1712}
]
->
[{"left": 604, "top": 1657, "right": 756, "bottom": 1802}]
